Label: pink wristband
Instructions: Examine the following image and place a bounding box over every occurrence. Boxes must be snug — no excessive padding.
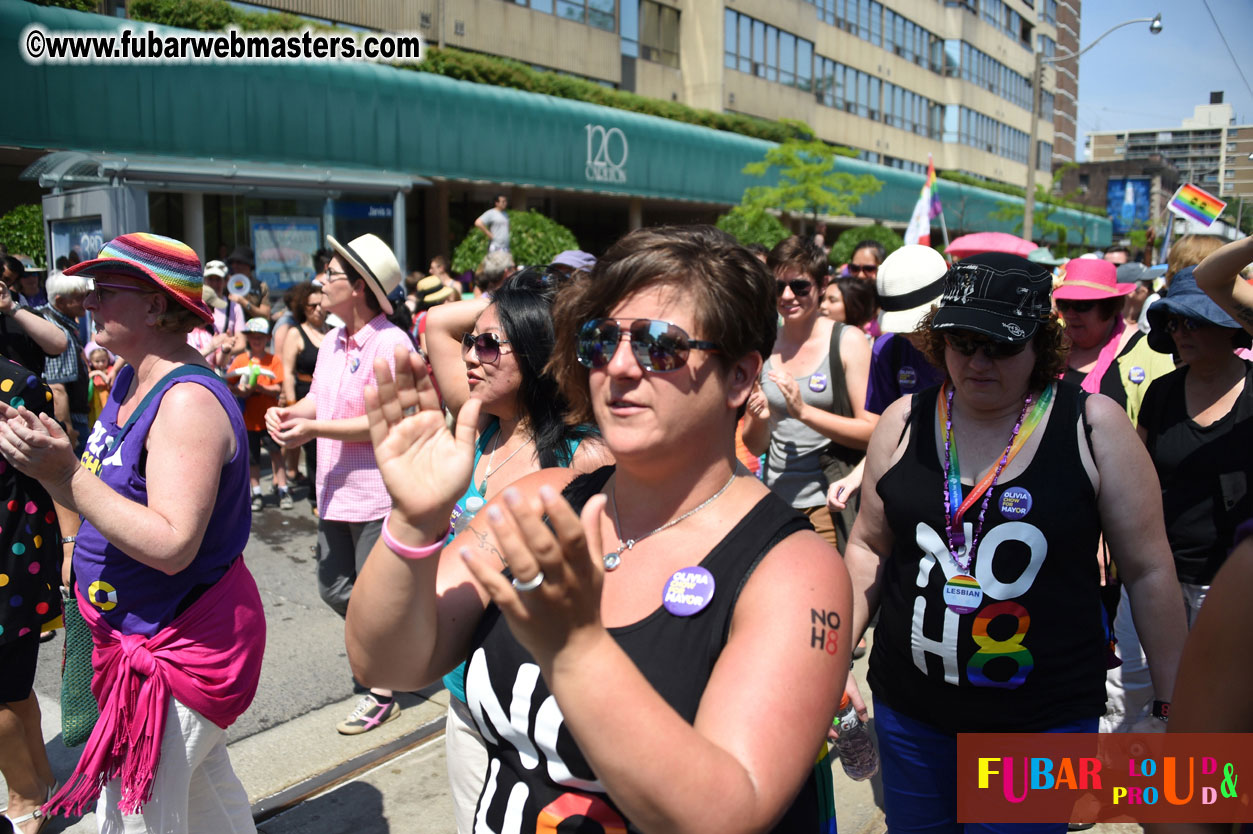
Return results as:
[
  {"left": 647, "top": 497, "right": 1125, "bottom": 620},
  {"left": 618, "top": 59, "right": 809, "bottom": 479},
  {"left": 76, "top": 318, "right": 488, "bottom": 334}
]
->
[{"left": 381, "top": 510, "right": 449, "bottom": 561}]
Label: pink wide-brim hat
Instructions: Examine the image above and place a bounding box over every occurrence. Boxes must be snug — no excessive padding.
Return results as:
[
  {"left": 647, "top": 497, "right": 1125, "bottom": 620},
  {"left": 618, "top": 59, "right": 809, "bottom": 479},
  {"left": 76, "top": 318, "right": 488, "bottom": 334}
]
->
[{"left": 1053, "top": 258, "right": 1134, "bottom": 300}]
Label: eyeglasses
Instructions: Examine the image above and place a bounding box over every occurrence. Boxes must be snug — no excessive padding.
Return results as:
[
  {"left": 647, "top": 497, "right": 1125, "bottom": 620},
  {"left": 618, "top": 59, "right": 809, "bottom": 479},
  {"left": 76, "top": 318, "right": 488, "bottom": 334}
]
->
[
  {"left": 577, "top": 318, "right": 721, "bottom": 373},
  {"left": 84, "top": 277, "right": 155, "bottom": 304},
  {"left": 944, "top": 332, "right": 1028, "bottom": 360},
  {"left": 847, "top": 264, "right": 879, "bottom": 277},
  {"left": 461, "top": 331, "right": 511, "bottom": 364},
  {"left": 320, "top": 270, "right": 353, "bottom": 286},
  {"left": 1163, "top": 316, "right": 1205, "bottom": 334},
  {"left": 776, "top": 279, "right": 815, "bottom": 297},
  {"left": 1055, "top": 299, "right": 1096, "bottom": 314}
]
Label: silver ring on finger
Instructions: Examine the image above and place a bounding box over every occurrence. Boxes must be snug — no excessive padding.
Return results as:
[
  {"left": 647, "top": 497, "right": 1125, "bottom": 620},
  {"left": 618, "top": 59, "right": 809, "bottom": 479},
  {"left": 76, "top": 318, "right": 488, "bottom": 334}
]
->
[
  {"left": 403, "top": 405, "right": 417, "bottom": 417},
  {"left": 511, "top": 570, "right": 545, "bottom": 592}
]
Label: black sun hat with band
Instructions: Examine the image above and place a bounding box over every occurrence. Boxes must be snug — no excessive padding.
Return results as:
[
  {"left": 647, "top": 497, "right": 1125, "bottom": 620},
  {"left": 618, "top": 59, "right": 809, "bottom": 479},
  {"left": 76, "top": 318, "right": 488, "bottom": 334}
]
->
[{"left": 931, "top": 252, "right": 1054, "bottom": 344}]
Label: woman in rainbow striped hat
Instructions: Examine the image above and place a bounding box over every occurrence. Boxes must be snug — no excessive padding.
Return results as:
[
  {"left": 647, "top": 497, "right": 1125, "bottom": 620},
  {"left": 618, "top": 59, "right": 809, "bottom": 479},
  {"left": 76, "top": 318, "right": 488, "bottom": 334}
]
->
[{"left": 0, "top": 233, "right": 265, "bottom": 833}]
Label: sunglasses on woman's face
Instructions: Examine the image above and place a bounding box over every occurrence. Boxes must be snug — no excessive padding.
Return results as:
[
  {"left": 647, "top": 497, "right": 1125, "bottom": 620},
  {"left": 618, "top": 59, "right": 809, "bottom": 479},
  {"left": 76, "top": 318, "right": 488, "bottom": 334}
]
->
[
  {"left": 1055, "top": 299, "right": 1096, "bottom": 314},
  {"left": 776, "top": 279, "right": 815, "bottom": 297},
  {"left": 576, "top": 318, "right": 722, "bottom": 373},
  {"left": 944, "top": 332, "right": 1028, "bottom": 360},
  {"left": 1164, "top": 316, "right": 1205, "bottom": 334},
  {"left": 461, "top": 331, "right": 511, "bottom": 364},
  {"left": 847, "top": 263, "right": 878, "bottom": 277}
]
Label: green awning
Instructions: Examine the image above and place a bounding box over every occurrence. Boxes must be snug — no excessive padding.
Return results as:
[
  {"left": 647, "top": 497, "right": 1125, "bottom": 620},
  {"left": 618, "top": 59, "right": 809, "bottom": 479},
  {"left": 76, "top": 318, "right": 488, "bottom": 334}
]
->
[{"left": 1, "top": 2, "right": 1109, "bottom": 245}]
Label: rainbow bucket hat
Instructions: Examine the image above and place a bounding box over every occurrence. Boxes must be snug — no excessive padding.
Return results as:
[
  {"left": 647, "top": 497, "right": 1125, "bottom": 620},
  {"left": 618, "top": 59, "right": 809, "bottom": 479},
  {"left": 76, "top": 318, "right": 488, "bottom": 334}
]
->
[{"left": 65, "top": 233, "right": 213, "bottom": 324}]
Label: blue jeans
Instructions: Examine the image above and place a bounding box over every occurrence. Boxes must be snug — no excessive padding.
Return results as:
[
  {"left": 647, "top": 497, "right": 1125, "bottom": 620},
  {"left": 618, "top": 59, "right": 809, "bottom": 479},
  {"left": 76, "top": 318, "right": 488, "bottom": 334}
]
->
[{"left": 874, "top": 701, "right": 1098, "bottom": 834}]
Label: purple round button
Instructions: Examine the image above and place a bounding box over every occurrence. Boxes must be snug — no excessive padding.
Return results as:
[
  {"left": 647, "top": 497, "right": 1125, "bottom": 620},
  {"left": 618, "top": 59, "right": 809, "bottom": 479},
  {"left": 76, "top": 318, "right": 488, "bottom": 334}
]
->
[
  {"left": 663, "top": 566, "right": 715, "bottom": 617},
  {"left": 808, "top": 373, "right": 828, "bottom": 393}
]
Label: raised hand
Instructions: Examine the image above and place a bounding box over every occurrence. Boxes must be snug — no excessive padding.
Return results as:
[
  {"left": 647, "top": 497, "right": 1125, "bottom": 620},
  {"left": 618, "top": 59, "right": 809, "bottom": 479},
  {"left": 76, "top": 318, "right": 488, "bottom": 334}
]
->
[
  {"left": 767, "top": 370, "right": 805, "bottom": 418},
  {"left": 364, "top": 344, "right": 480, "bottom": 531},
  {"left": 0, "top": 402, "right": 78, "bottom": 487},
  {"left": 459, "top": 485, "right": 608, "bottom": 665}
]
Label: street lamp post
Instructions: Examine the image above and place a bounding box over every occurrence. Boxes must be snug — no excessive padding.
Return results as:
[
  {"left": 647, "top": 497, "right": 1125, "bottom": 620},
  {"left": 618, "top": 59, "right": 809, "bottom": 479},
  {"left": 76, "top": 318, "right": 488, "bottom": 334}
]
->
[{"left": 1022, "top": 14, "right": 1163, "bottom": 243}]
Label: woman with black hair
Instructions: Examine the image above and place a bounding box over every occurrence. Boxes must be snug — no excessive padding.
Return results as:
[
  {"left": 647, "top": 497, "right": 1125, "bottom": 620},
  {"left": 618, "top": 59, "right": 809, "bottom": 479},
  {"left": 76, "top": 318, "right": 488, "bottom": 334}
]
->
[{"left": 422, "top": 266, "right": 609, "bottom": 833}]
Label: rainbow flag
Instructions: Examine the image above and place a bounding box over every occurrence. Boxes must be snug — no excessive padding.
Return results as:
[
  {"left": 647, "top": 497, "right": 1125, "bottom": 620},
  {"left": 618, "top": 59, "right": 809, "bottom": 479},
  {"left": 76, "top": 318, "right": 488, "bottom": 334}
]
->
[
  {"left": 905, "top": 155, "right": 941, "bottom": 246},
  {"left": 1168, "top": 183, "right": 1226, "bottom": 227}
]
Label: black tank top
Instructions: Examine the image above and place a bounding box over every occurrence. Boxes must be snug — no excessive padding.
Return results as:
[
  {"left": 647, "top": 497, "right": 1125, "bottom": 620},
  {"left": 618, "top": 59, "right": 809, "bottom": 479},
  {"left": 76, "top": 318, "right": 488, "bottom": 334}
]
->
[
  {"left": 869, "top": 382, "right": 1107, "bottom": 733},
  {"left": 1140, "top": 362, "right": 1253, "bottom": 585},
  {"left": 294, "top": 324, "right": 319, "bottom": 398},
  {"left": 463, "top": 466, "right": 825, "bottom": 833}
]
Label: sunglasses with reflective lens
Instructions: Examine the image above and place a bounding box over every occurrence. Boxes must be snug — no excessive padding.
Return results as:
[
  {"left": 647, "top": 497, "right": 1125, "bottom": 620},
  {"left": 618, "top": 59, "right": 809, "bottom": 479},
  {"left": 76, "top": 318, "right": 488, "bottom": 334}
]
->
[
  {"left": 943, "top": 332, "right": 1029, "bottom": 360},
  {"left": 83, "top": 277, "right": 157, "bottom": 303},
  {"left": 461, "top": 332, "right": 511, "bottom": 364},
  {"left": 1055, "top": 299, "right": 1096, "bottom": 314},
  {"left": 576, "top": 319, "right": 722, "bottom": 373},
  {"left": 776, "top": 279, "right": 815, "bottom": 297},
  {"left": 1163, "top": 316, "right": 1205, "bottom": 334}
]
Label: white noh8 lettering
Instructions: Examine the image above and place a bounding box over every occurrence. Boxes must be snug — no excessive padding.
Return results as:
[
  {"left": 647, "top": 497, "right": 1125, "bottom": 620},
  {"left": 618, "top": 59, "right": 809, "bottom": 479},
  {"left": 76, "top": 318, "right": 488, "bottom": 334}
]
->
[{"left": 909, "top": 520, "right": 1046, "bottom": 688}]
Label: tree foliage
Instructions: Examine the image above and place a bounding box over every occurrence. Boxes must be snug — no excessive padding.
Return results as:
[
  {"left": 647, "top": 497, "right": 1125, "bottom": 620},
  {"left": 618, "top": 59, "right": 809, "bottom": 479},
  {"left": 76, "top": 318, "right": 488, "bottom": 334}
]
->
[
  {"left": 740, "top": 120, "right": 881, "bottom": 233},
  {"left": 28, "top": 0, "right": 99, "bottom": 12},
  {"left": 828, "top": 224, "right": 903, "bottom": 267},
  {"left": 714, "top": 206, "right": 791, "bottom": 250},
  {"left": 991, "top": 163, "right": 1087, "bottom": 255},
  {"left": 128, "top": 0, "right": 316, "bottom": 33},
  {"left": 0, "top": 205, "right": 46, "bottom": 268},
  {"left": 450, "top": 210, "right": 578, "bottom": 275}
]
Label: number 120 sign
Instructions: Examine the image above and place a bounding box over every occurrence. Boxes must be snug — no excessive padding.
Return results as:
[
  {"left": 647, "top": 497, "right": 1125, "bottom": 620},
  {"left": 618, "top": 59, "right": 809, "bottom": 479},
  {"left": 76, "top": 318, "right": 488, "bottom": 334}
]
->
[{"left": 585, "top": 124, "right": 628, "bottom": 185}]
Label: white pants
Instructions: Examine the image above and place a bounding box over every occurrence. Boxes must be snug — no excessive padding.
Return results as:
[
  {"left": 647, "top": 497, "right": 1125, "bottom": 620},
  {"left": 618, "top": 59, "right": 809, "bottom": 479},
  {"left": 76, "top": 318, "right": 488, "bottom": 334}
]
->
[
  {"left": 1100, "top": 582, "right": 1209, "bottom": 733},
  {"left": 444, "top": 695, "right": 489, "bottom": 834},
  {"left": 96, "top": 696, "right": 254, "bottom": 834}
]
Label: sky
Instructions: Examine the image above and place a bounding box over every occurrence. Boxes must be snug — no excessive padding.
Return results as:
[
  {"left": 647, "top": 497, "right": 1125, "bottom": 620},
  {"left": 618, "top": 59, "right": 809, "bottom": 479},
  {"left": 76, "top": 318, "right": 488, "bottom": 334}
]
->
[{"left": 1074, "top": 0, "right": 1253, "bottom": 159}]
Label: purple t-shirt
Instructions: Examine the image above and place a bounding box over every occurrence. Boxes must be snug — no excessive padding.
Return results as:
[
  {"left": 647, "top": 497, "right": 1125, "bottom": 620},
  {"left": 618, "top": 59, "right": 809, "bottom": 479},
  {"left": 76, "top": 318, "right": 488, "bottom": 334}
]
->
[
  {"left": 864, "top": 333, "right": 945, "bottom": 415},
  {"left": 75, "top": 365, "right": 250, "bottom": 636}
]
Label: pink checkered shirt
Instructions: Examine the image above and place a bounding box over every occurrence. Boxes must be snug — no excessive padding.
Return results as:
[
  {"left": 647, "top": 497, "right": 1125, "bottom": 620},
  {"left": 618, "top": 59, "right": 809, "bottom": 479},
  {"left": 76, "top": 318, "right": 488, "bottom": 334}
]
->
[{"left": 311, "top": 314, "right": 415, "bottom": 521}]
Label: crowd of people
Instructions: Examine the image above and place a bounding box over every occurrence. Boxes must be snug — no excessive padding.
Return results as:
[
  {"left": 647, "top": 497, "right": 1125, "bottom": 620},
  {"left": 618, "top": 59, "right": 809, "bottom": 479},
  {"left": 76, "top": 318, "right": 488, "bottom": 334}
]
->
[{"left": 0, "top": 214, "right": 1251, "bottom": 834}]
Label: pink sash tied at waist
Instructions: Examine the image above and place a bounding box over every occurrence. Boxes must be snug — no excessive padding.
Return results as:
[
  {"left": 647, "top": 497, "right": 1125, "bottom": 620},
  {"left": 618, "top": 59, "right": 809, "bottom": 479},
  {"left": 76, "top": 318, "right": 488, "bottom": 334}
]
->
[{"left": 46, "top": 557, "right": 266, "bottom": 817}]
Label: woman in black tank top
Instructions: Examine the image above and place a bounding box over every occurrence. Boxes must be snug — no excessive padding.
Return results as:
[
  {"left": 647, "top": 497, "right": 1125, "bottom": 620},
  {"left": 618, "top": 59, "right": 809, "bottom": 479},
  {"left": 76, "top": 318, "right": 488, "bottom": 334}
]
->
[
  {"left": 345, "top": 227, "right": 852, "bottom": 833},
  {"left": 280, "top": 281, "right": 326, "bottom": 493},
  {"left": 843, "top": 254, "right": 1188, "bottom": 833}
]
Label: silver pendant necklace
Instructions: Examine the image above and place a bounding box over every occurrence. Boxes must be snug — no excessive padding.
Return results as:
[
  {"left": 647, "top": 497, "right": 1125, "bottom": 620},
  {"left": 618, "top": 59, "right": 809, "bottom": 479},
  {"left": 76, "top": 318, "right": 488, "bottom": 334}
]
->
[
  {"left": 603, "top": 469, "right": 739, "bottom": 571},
  {"left": 476, "top": 429, "right": 533, "bottom": 497}
]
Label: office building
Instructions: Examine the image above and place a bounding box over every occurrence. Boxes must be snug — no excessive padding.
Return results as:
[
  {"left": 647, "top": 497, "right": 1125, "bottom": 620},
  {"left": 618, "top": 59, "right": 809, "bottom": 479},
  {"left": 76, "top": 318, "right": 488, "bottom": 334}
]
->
[{"left": 1087, "top": 92, "right": 1253, "bottom": 207}]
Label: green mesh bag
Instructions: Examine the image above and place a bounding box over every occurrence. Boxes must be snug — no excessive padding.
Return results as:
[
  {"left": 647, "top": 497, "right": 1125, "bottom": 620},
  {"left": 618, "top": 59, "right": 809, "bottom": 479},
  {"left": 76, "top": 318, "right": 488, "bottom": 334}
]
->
[{"left": 60, "top": 587, "right": 99, "bottom": 747}]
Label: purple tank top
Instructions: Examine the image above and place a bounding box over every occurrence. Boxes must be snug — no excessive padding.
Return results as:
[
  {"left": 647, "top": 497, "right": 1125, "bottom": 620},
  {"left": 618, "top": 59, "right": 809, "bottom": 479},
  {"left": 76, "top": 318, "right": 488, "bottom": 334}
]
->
[{"left": 75, "top": 365, "right": 250, "bottom": 636}]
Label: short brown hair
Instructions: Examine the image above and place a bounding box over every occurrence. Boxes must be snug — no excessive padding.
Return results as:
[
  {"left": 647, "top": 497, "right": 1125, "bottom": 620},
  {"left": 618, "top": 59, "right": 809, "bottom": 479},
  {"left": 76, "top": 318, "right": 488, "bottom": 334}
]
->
[
  {"left": 914, "top": 308, "right": 1069, "bottom": 393},
  {"left": 154, "top": 303, "right": 204, "bottom": 335},
  {"left": 289, "top": 281, "right": 320, "bottom": 325},
  {"left": 768, "top": 236, "right": 829, "bottom": 284},
  {"left": 549, "top": 226, "right": 776, "bottom": 425},
  {"left": 1166, "top": 234, "right": 1224, "bottom": 283}
]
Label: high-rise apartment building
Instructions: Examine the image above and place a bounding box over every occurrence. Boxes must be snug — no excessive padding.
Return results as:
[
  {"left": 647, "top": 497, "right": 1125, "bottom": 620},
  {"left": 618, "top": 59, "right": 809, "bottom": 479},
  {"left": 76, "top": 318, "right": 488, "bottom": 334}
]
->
[
  {"left": 1086, "top": 93, "right": 1253, "bottom": 207},
  {"left": 232, "top": 0, "right": 1068, "bottom": 191}
]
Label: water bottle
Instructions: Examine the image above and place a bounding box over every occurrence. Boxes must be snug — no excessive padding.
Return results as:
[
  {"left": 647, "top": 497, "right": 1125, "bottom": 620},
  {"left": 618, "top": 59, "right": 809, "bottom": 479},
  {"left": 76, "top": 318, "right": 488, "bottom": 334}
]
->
[
  {"left": 451, "top": 496, "right": 485, "bottom": 535},
  {"left": 832, "top": 694, "right": 879, "bottom": 781}
]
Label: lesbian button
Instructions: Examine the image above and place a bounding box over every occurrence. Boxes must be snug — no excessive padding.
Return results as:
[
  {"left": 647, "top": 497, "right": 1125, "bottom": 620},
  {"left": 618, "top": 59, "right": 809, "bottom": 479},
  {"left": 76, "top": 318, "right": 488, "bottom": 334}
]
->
[{"left": 943, "top": 574, "right": 983, "bottom": 615}]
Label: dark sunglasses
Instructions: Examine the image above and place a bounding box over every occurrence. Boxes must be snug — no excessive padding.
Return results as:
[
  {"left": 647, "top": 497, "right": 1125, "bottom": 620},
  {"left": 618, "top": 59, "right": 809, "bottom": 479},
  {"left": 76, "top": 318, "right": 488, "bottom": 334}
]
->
[
  {"left": 1055, "top": 299, "right": 1096, "bottom": 314},
  {"left": 776, "top": 279, "right": 815, "bottom": 297},
  {"left": 1163, "top": 316, "right": 1205, "bottom": 334},
  {"left": 461, "top": 331, "right": 511, "bottom": 364},
  {"left": 944, "top": 332, "right": 1028, "bottom": 360},
  {"left": 847, "top": 264, "right": 878, "bottom": 276},
  {"left": 576, "top": 318, "right": 721, "bottom": 373}
]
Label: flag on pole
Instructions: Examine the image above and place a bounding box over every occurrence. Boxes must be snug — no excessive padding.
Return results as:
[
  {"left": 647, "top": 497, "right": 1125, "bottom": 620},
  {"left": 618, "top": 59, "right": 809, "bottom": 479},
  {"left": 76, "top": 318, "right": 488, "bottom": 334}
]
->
[{"left": 905, "top": 156, "right": 943, "bottom": 246}]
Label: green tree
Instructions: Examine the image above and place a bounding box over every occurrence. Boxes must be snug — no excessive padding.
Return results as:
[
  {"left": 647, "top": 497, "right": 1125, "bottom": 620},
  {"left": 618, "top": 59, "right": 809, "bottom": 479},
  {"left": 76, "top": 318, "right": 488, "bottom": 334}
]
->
[
  {"left": 991, "top": 163, "right": 1082, "bottom": 255},
  {"left": 29, "top": 0, "right": 99, "bottom": 11},
  {"left": 828, "top": 224, "right": 904, "bottom": 266},
  {"left": 450, "top": 210, "right": 578, "bottom": 274},
  {"left": 714, "top": 205, "right": 790, "bottom": 249},
  {"left": 740, "top": 120, "right": 882, "bottom": 235},
  {"left": 0, "top": 205, "right": 46, "bottom": 268}
]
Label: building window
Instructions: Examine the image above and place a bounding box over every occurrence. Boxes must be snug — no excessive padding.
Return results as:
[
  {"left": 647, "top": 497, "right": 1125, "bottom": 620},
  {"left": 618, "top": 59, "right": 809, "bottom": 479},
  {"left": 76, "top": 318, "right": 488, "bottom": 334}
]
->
[
  {"left": 724, "top": 10, "right": 812, "bottom": 89},
  {"left": 640, "top": 0, "right": 678, "bottom": 67}
]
